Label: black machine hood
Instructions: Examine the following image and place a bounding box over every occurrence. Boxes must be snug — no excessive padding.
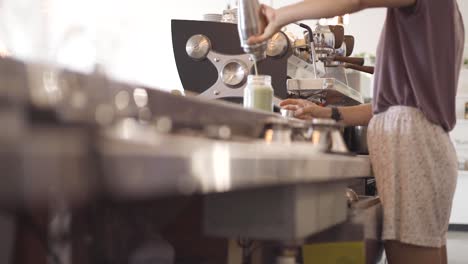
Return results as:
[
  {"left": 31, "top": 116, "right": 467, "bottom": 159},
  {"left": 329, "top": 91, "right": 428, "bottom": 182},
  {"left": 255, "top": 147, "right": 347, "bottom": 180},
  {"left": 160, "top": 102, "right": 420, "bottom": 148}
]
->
[{"left": 171, "top": 19, "right": 291, "bottom": 103}]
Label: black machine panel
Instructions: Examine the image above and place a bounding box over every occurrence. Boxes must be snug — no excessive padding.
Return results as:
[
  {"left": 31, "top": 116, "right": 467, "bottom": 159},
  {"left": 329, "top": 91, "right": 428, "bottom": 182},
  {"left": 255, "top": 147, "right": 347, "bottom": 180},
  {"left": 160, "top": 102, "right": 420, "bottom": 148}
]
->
[{"left": 171, "top": 19, "right": 291, "bottom": 101}]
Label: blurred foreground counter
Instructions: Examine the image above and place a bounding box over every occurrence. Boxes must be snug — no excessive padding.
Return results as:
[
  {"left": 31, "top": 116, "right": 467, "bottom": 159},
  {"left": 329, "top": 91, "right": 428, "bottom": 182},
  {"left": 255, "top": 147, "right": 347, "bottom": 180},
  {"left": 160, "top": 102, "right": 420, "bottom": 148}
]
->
[{"left": 0, "top": 58, "right": 375, "bottom": 264}]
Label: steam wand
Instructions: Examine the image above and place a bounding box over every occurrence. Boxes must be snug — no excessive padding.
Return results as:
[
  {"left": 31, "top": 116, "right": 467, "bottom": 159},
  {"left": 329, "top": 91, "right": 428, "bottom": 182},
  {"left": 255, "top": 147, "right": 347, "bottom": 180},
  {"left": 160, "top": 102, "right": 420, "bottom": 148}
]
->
[{"left": 294, "top": 22, "right": 318, "bottom": 78}]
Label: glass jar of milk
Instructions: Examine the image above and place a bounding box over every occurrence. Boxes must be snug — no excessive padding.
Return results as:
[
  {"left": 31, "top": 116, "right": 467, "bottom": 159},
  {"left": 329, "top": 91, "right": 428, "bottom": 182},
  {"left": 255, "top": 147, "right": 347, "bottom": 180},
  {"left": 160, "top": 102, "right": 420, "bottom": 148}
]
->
[{"left": 243, "top": 75, "right": 273, "bottom": 112}]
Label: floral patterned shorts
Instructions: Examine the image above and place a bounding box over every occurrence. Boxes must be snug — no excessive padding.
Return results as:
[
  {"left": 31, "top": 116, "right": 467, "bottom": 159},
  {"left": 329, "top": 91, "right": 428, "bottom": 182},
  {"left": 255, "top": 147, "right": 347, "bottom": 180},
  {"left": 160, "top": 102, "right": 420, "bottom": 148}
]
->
[{"left": 368, "top": 106, "right": 458, "bottom": 248}]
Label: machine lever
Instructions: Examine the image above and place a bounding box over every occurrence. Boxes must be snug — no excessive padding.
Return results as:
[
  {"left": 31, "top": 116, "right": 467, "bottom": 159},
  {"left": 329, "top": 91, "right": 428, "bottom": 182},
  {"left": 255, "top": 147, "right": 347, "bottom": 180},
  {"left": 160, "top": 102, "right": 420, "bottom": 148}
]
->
[
  {"left": 332, "top": 56, "right": 365, "bottom": 66},
  {"left": 343, "top": 63, "right": 375, "bottom": 74}
]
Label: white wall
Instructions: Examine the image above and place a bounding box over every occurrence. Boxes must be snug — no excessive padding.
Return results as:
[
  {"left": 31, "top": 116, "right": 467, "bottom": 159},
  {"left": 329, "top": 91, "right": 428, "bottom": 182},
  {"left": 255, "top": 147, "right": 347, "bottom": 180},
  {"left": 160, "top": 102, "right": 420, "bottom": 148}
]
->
[
  {"left": 460, "top": 69, "right": 468, "bottom": 95},
  {"left": 0, "top": 0, "right": 466, "bottom": 92},
  {"left": 0, "top": 0, "right": 229, "bottom": 91},
  {"left": 458, "top": 0, "right": 468, "bottom": 58},
  {"left": 94, "top": 0, "right": 229, "bottom": 91},
  {"left": 456, "top": 1, "right": 468, "bottom": 95},
  {"left": 121, "top": 0, "right": 466, "bottom": 91}
]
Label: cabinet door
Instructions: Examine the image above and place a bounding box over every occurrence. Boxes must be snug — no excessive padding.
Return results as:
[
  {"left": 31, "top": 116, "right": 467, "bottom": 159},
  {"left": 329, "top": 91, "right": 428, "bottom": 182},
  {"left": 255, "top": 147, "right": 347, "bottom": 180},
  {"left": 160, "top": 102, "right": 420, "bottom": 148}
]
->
[
  {"left": 451, "top": 120, "right": 468, "bottom": 167},
  {"left": 450, "top": 171, "right": 468, "bottom": 224}
]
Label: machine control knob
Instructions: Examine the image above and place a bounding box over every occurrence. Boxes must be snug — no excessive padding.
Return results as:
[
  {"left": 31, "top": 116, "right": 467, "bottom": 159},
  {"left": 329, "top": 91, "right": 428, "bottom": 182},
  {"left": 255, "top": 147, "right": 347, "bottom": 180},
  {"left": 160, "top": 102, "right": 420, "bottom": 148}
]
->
[
  {"left": 186, "top": 34, "right": 211, "bottom": 60},
  {"left": 221, "top": 60, "right": 248, "bottom": 87},
  {"left": 266, "top": 32, "right": 289, "bottom": 58}
]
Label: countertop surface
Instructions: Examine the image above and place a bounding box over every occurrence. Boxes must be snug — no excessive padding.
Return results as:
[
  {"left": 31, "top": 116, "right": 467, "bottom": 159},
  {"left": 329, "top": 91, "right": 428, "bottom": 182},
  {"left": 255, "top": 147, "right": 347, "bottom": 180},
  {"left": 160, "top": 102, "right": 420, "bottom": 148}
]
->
[
  {"left": 0, "top": 58, "right": 372, "bottom": 206},
  {"left": 98, "top": 121, "right": 372, "bottom": 199},
  {"left": 0, "top": 121, "right": 372, "bottom": 205}
]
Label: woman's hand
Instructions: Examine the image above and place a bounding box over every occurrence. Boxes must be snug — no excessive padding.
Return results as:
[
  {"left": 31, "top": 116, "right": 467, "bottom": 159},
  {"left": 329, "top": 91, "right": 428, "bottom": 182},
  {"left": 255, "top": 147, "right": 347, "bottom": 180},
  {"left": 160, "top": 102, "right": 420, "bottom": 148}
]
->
[
  {"left": 279, "top": 99, "right": 331, "bottom": 120},
  {"left": 281, "top": 100, "right": 373, "bottom": 126},
  {"left": 247, "top": 4, "right": 281, "bottom": 45}
]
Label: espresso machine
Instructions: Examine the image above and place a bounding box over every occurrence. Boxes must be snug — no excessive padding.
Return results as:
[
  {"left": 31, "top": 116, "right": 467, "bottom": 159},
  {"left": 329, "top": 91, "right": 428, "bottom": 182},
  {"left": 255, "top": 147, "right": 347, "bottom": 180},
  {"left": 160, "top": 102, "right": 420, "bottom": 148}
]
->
[
  {"left": 171, "top": 8, "right": 374, "bottom": 107},
  {"left": 171, "top": 5, "right": 373, "bottom": 157}
]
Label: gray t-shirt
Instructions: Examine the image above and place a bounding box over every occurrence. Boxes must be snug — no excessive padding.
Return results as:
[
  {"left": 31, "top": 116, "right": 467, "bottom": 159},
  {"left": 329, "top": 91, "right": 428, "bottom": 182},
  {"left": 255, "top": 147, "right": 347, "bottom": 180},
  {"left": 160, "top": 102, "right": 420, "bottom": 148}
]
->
[{"left": 373, "top": 0, "right": 465, "bottom": 131}]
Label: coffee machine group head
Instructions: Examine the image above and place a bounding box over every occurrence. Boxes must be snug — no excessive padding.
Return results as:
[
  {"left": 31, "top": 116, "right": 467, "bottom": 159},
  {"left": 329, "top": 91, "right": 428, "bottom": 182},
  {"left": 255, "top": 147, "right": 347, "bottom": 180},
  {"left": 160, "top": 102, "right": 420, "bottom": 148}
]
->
[{"left": 237, "top": 0, "right": 267, "bottom": 61}]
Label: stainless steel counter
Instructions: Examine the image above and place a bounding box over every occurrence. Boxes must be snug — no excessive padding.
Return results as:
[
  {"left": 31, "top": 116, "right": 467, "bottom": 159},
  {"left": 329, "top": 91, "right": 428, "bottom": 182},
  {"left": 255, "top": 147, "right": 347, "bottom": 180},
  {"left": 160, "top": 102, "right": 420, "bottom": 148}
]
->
[
  {"left": 0, "top": 117, "right": 371, "bottom": 207},
  {"left": 0, "top": 58, "right": 372, "bottom": 208},
  {"left": 0, "top": 48, "right": 376, "bottom": 264},
  {"left": 99, "top": 120, "right": 371, "bottom": 199}
]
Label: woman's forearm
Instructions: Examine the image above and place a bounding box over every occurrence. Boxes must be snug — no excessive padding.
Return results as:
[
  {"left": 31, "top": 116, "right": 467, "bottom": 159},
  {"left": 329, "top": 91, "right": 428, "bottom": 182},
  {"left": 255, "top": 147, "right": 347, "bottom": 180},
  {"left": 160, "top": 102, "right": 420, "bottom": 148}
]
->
[
  {"left": 274, "top": 0, "right": 363, "bottom": 27},
  {"left": 274, "top": 0, "right": 417, "bottom": 29},
  {"left": 339, "top": 103, "right": 373, "bottom": 126},
  {"left": 315, "top": 103, "right": 373, "bottom": 126}
]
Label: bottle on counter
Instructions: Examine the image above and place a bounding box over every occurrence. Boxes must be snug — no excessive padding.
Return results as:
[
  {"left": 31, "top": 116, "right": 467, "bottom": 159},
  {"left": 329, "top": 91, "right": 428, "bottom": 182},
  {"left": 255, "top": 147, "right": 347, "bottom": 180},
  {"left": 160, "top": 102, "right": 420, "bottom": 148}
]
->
[{"left": 243, "top": 75, "right": 274, "bottom": 112}]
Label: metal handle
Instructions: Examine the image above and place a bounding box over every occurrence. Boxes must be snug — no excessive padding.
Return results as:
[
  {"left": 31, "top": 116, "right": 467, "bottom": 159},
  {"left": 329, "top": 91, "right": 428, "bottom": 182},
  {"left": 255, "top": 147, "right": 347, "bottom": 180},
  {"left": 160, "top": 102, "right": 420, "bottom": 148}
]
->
[
  {"left": 333, "top": 56, "right": 365, "bottom": 66},
  {"left": 343, "top": 63, "right": 375, "bottom": 74}
]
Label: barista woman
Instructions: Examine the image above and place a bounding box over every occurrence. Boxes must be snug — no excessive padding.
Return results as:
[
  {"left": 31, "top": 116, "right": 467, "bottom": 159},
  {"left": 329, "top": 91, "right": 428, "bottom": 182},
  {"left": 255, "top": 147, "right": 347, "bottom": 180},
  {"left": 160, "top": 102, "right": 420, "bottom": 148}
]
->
[{"left": 248, "top": 0, "right": 465, "bottom": 263}]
